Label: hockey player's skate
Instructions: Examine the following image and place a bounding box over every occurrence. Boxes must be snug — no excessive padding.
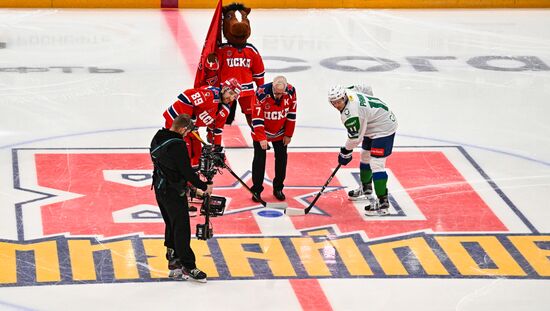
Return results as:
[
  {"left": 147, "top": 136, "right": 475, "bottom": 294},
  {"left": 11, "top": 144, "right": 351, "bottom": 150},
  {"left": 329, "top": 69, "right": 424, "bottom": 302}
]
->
[
  {"left": 365, "top": 194, "right": 390, "bottom": 216},
  {"left": 348, "top": 183, "right": 373, "bottom": 201},
  {"left": 182, "top": 267, "right": 207, "bottom": 283}
]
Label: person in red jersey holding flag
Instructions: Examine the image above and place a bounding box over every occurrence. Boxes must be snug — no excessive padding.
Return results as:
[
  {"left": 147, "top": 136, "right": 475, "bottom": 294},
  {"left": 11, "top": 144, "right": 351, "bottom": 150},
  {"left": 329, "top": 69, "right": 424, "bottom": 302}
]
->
[
  {"left": 163, "top": 78, "right": 242, "bottom": 170},
  {"left": 250, "top": 76, "right": 297, "bottom": 202},
  {"left": 194, "top": 2, "right": 264, "bottom": 126}
]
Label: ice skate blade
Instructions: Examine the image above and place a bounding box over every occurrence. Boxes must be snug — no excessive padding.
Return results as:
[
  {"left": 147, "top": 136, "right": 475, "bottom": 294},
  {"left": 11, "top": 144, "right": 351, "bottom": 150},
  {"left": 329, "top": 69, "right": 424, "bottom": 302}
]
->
[
  {"left": 182, "top": 274, "right": 207, "bottom": 283},
  {"left": 365, "top": 209, "right": 390, "bottom": 217}
]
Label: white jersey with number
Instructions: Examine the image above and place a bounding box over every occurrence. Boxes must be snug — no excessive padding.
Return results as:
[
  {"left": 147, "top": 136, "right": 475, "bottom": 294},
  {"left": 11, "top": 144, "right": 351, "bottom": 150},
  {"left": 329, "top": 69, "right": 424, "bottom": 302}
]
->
[{"left": 340, "top": 89, "right": 398, "bottom": 150}]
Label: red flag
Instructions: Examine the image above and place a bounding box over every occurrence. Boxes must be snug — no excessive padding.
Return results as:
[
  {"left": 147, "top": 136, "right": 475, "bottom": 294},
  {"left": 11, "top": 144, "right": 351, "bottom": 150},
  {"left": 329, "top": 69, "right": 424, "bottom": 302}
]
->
[{"left": 194, "top": 0, "right": 223, "bottom": 88}]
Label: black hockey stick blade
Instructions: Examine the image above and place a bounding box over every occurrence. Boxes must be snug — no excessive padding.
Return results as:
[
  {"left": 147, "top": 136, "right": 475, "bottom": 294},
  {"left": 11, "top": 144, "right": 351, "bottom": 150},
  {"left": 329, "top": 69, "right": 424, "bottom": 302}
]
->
[
  {"left": 223, "top": 164, "right": 288, "bottom": 209},
  {"left": 285, "top": 164, "right": 342, "bottom": 216}
]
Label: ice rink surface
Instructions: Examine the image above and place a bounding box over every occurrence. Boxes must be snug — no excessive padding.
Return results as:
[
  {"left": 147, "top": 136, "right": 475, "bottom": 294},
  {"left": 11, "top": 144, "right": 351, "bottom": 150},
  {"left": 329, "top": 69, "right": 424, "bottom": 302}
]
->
[{"left": 0, "top": 8, "right": 549, "bottom": 311}]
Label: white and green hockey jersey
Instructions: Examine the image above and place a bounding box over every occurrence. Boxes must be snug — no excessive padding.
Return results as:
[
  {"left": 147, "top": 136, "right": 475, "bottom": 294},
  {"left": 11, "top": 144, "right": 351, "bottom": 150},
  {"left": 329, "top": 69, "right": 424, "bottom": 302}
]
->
[{"left": 340, "top": 89, "right": 398, "bottom": 150}]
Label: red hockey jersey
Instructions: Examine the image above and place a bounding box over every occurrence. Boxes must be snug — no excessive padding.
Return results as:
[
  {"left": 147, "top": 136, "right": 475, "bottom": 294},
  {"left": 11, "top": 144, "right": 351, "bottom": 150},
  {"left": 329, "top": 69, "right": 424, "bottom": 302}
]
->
[
  {"left": 163, "top": 86, "right": 230, "bottom": 145},
  {"left": 251, "top": 82, "right": 297, "bottom": 142},
  {"left": 216, "top": 43, "right": 264, "bottom": 97}
]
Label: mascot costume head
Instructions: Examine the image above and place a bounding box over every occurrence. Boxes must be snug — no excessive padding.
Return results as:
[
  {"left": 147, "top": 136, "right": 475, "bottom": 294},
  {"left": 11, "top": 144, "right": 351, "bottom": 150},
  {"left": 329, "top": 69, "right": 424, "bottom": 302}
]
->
[
  {"left": 216, "top": 3, "right": 264, "bottom": 125},
  {"left": 222, "top": 3, "right": 252, "bottom": 47}
]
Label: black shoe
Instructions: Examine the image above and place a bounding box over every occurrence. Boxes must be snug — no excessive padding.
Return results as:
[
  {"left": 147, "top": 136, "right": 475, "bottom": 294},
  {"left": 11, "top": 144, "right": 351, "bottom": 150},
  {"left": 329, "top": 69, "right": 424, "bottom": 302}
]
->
[
  {"left": 166, "top": 248, "right": 183, "bottom": 278},
  {"left": 251, "top": 192, "right": 262, "bottom": 203},
  {"left": 273, "top": 190, "right": 286, "bottom": 201},
  {"left": 182, "top": 267, "right": 207, "bottom": 283},
  {"left": 168, "top": 259, "right": 183, "bottom": 278}
]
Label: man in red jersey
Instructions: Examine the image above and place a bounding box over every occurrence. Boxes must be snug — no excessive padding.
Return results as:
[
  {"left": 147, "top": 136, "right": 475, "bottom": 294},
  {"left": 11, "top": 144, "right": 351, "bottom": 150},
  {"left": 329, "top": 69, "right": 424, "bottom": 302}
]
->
[
  {"left": 163, "top": 78, "right": 242, "bottom": 169},
  {"left": 250, "top": 76, "right": 297, "bottom": 202}
]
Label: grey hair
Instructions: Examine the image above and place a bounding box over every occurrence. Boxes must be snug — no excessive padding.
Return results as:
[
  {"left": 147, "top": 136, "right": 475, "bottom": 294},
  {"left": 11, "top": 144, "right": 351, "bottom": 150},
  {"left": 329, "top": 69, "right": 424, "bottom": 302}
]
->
[{"left": 272, "top": 76, "right": 287, "bottom": 89}]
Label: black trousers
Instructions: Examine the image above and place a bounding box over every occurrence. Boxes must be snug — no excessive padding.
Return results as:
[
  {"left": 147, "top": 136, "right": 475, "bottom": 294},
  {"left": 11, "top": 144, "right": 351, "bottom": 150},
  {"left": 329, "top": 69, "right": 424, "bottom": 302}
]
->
[
  {"left": 251, "top": 140, "right": 288, "bottom": 193},
  {"left": 154, "top": 185, "right": 196, "bottom": 270}
]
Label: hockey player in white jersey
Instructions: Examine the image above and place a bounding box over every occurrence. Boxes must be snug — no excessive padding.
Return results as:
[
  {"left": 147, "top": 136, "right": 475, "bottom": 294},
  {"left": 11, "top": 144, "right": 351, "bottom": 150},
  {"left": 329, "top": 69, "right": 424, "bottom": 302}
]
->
[{"left": 328, "top": 84, "right": 397, "bottom": 216}]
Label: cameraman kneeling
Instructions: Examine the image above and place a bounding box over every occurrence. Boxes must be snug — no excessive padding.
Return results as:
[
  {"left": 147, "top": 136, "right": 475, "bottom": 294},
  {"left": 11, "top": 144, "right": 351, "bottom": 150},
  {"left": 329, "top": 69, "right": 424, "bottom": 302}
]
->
[{"left": 150, "top": 114, "right": 213, "bottom": 283}]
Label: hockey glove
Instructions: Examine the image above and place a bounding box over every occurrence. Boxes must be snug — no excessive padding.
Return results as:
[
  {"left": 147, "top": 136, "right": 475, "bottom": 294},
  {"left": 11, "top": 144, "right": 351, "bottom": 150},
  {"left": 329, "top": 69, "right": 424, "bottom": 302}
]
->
[{"left": 338, "top": 147, "right": 353, "bottom": 165}]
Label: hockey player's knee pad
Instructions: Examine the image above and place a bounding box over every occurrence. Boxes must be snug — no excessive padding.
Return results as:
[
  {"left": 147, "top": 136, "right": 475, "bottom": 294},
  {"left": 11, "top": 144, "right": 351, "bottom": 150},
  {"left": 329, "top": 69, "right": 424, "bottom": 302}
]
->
[
  {"left": 360, "top": 149, "right": 371, "bottom": 165},
  {"left": 370, "top": 157, "right": 387, "bottom": 173}
]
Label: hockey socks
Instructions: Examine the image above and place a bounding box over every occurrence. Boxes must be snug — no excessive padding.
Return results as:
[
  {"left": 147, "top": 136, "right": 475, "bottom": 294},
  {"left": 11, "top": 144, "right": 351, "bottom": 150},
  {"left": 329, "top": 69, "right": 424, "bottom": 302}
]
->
[
  {"left": 359, "top": 163, "right": 373, "bottom": 190},
  {"left": 372, "top": 171, "right": 388, "bottom": 197}
]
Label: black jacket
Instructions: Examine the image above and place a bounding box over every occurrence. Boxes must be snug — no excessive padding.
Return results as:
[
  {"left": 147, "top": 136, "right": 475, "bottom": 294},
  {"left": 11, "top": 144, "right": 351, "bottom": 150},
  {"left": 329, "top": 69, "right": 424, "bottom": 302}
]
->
[{"left": 150, "top": 128, "right": 208, "bottom": 191}]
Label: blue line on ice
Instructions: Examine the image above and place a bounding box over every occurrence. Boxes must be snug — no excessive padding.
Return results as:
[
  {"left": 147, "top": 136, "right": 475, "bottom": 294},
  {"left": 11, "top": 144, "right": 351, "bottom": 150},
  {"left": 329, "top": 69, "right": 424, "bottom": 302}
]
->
[{"left": 1, "top": 124, "right": 548, "bottom": 167}]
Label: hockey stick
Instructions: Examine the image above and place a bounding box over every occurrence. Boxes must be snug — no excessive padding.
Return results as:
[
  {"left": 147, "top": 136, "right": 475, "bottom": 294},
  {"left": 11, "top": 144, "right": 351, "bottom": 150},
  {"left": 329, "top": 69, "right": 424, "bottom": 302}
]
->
[
  {"left": 285, "top": 164, "right": 342, "bottom": 216},
  {"left": 191, "top": 132, "right": 288, "bottom": 209},
  {"left": 221, "top": 163, "right": 287, "bottom": 209}
]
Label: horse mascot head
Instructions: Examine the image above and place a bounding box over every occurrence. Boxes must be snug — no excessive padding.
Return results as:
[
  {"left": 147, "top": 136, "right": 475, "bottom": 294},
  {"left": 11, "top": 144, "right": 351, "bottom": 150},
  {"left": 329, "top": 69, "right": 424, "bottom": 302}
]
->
[{"left": 222, "top": 3, "right": 252, "bottom": 47}]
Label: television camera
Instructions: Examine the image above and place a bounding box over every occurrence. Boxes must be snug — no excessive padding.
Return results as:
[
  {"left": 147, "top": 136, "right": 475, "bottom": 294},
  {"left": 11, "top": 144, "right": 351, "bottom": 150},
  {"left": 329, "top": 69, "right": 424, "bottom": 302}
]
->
[{"left": 195, "top": 144, "right": 227, "bottom": 240}]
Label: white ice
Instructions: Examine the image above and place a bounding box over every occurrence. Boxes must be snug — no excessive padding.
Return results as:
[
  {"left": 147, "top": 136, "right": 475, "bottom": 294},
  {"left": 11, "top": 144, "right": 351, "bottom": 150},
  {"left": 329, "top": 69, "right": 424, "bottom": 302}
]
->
[{"left": 0, "top": 8, "right": 549, "bottom": 311}]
